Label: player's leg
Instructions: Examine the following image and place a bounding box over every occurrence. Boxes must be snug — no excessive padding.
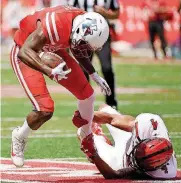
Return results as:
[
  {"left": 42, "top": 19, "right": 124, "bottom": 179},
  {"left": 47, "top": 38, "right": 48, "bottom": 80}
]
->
[
  {"left": 93, "top": 124, "right": 130, "bottom": 170},
  {"left": 10, "top": 44, "right": 54, "bottom": 167},
  {"left": 56, "top": 50, "right": 95, "bottom": 140},
  {"left": 148, "top": 22, "right": 157, "bottom": 59},
  {"left": 157, "top": 22, "right": 167, "bottom": 57},
  {"left": 96, "top": 38, "right": 117, "bottom": 109},
  {"left": 98, "top": 105, "right": 132, "bottom": 161},
  {"left": 93, "top": 134, "right": 122, "bottom": 170}
]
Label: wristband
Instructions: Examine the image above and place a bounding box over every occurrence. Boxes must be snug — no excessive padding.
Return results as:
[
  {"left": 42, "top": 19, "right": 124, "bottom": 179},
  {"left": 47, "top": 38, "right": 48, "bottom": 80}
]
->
[{"left": 90, "top": 72, "right": 99, "bottom": 80}]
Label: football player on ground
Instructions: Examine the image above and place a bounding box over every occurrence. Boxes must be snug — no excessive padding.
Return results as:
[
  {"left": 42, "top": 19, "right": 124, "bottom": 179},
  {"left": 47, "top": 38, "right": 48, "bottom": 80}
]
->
[
  {"left": 73, "top": 104, "right": 177, "bottom": 179},
  {"left": 11, "top": 5, "right": 111, "bottom": 167}
]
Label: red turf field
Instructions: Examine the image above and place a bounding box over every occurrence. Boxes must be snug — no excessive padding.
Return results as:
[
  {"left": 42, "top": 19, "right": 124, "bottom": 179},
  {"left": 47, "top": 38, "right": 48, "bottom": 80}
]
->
[{"left": 1, "top": 158, "right": 181, "bottom": 183}]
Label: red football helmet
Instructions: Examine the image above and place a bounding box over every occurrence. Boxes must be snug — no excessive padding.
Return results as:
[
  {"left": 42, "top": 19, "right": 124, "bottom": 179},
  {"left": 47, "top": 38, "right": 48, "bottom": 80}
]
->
[{"left": 127, "top": 137, "right": 173, "bottom": 171}]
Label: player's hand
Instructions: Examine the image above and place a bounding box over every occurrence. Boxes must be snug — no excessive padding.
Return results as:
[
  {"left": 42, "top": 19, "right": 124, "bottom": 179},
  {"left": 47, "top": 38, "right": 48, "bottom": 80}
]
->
[
  {"left": 80, "top": 133, "right": 97, "bottom": 163},
  {"left": 90, "top": 72, "right": 111, "bottom": 96},
  {"left": 50, "top": 62, "right": 71, "bottom": 82},
  {"left": 94, "top": 5, "right": 107, "bottom": 17}
]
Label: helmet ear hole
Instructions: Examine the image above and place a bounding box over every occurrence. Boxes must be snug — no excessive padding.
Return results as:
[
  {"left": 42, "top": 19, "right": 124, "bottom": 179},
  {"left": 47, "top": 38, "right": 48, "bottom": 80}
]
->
[{"left": 76, "top": 28, "right": 80, "bottom": 34}]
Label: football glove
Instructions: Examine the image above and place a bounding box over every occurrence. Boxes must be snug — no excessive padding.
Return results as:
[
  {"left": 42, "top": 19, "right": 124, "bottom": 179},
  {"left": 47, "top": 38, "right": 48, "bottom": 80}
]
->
[
  {"left": 90, "top": 72, "right": 111, "bottom": 96},
  {"left": 50, "top": 62, "right": 71, "bottom": 82}
]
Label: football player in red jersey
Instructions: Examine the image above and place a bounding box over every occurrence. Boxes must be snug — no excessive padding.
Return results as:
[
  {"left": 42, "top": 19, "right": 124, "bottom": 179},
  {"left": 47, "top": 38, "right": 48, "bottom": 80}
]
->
[
  {"left": 11, "top": 5, "right": 111, "bottom": 167},
  {"left": 74, "top": 104, "right": 177, "bottom": 179}
]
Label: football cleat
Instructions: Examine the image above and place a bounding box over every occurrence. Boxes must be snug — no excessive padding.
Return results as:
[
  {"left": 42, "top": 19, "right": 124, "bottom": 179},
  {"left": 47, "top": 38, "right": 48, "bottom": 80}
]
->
[
  {"left": 72, "top": 110, "right": 89, "bottom": 128},
  {"left": 11, "top": 127, "right": 27, "bottom": 167}
]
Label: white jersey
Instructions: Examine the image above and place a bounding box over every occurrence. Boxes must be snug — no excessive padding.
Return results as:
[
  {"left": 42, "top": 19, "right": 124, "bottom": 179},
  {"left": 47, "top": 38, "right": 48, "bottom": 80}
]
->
[
  {"left": 94, "top": 106, "right": 177, "bottom": 179},
  {"left": 126, "top": 113, "right": 177, "bottom": 179}
]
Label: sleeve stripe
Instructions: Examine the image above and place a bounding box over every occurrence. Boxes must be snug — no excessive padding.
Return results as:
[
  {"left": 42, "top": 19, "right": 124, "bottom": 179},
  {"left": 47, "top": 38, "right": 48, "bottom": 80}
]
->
[
  {"left": 45, "top": 12, "right": 55, "bottom": 45},
  {"left": 51, "top": 12, "right": 60, "bottom": 42}
]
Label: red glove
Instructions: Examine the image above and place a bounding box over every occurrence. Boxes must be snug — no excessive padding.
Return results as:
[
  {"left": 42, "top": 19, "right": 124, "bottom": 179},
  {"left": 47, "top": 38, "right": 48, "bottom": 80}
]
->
[
  {"left": 81, "top": 133, "right": 97, "bottom": 163},
  {"left": 72, "top": 110, "right": 89, "bottom": 128}
]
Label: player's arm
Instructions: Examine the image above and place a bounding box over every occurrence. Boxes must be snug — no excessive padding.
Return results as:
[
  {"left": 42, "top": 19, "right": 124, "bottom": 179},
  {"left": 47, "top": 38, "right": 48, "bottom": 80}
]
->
[
  {"left": 93, "top": 111, "right": 135, "bottom": 132},
  {"left": 94, "top": 155, "right": 135, "bottom": 179},
  {"left": 94, "top": 6, "right": 119, "bottom": 19},
  {"left": 81, "top": 133, "right": 136, "bottom": 179},
  {"left": 73, "top": 52, "right": 96, "bottom": 75},
  {"left": 17, "top": 21, "right": 52, "bottom": 76},
  {"left": 94, "top": 0, "right": 120, "bottom": 19},
  {"left": 92, "top": 154, "right": 135, "bottom": 179}
]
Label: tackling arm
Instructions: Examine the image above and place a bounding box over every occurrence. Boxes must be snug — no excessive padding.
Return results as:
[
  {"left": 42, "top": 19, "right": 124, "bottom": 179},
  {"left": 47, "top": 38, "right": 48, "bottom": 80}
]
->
[
  {"left": 93, "top": 111, "right": 135, "bottom": 132},
  {"left": 92, "top": 154, "right": 135, "bottom": 179},
  {"left": 81, "top": 133, "right": 136, "bottom": 179},
  {"left": 73, "top": 53, "right": 95, "bottom": 75},
  {"left": 17, "top": 21, "right": 52, "bottom": 76}
]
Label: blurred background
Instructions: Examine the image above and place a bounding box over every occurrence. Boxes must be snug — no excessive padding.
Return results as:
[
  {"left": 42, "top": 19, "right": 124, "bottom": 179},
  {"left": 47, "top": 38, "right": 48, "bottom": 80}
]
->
[{"left": 1, "top": 0, "right": 181, "bottom": 59}]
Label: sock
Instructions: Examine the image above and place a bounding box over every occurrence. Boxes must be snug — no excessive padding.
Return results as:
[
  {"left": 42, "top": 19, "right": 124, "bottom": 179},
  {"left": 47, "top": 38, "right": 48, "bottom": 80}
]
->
[
  {"left": 77, "top": 92, "right": 95, "bottom": 140},
  {"left": 18, "top": 119, "right": 32, "bottom": 139}
]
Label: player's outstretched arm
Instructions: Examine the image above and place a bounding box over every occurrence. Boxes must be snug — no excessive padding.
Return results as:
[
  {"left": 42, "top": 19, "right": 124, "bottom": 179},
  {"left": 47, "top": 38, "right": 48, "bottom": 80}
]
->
[
  {"left": 17, "top": 21, "right": 52, "bottom": 76},
  {"left": 81, "top": 133, "right": 135, "bottom": 179},
  {"left": 92, "top": 154, "right": 135, "bottom": 179},
  {"left": 93, "top": 110, "right": 135, "bottom": 132},
  {"left": 93, "top": 111, "right": 114, "bottom": 124}
]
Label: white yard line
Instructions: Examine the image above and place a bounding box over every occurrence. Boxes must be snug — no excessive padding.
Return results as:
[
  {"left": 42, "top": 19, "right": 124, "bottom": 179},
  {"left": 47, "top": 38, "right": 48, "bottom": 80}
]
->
[
  {"left": 1, "top": 128, "right": 74, "bottom": 134},
  {"left": 2, "top": 86, "right": 171, "bottom": 98},
  {"left": 2, "top": 100, "right": 181, "bottom": 107},
  {"left": 1, "top": 128, "right": 181, "bottom": 137},
  {"left": 0, "top": 134, "right": 77, "bottom": 139},
  {"left": 1, "top": 134, "right": 181, "bottom": 139},
  {"left": 0, "top": 157, "right": 90, "bottom": 165},
  {"left": 1, "top": 113, "right": 181, "bottom": 124},
  {"left": 0, "top": 180, "right": 45, "bottom": 183},
  {"left": 162, "top": 114, "right": 181, "bottom": 118}
]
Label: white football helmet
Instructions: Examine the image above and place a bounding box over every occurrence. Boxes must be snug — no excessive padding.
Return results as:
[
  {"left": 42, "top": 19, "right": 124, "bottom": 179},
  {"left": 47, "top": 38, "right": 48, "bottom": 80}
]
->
[{"left": 70, "top": 12, "right": 109, "bottom": 58}]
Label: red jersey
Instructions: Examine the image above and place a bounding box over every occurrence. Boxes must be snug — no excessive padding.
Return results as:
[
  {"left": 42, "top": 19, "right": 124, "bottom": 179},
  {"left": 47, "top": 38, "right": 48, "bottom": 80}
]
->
[
  {"left": 142, "top": 0, "right": 172, "bottom": 22},
  {"left": 14, "top": 6, "right": 85, "bottom": 50}
]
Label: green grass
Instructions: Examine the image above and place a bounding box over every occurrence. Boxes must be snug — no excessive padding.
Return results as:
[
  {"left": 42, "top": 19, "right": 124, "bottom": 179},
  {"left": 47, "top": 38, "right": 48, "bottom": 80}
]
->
[
  {"left": 2, "top": 59, "right": 181, "bottom": 88},
  {"left": 1, "top": 59, "right": 181, "bottom": 169}
]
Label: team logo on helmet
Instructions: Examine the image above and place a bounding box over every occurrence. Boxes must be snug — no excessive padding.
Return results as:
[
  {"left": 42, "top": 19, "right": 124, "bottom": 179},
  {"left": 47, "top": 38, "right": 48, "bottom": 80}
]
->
[{"left": 82, "top": 18, "right": 98, "bottom": 36}]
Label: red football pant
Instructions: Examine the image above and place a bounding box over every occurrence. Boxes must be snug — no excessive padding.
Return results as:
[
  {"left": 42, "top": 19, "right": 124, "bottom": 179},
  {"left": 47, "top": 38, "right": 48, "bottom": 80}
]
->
[{"left": 10, "top": 44, "right": 94, "bottom": 112}]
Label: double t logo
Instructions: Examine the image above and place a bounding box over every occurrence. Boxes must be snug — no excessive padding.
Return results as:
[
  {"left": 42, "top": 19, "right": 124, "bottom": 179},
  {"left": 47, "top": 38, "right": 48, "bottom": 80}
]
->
[{"left": 82, "top": 18, "right": 98, "bottom": 36}]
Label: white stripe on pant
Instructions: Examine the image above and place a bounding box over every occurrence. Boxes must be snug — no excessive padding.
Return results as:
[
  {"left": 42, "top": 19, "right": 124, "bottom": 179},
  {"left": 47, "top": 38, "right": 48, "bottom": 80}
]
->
[{"left": 11, "top": 44, "right": 40, "bottom": 111}]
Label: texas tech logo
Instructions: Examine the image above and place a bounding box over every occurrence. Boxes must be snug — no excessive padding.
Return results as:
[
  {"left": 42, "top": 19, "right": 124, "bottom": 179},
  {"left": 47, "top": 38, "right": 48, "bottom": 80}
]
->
[{"left": 82, "top": 18, "right": 98, "bottom": 36}]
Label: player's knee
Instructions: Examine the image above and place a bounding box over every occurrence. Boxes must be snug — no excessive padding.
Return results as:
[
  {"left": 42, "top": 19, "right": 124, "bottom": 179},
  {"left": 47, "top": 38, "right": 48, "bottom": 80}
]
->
[
  {"left": 39, "top": 111, "right": 53, "bottom": 122},
  {"left": 31, "top": 111, "right": 54, "bottom": 130},
  {"left": 78, "top": 84, "right": 95, "bottom": 100}
]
